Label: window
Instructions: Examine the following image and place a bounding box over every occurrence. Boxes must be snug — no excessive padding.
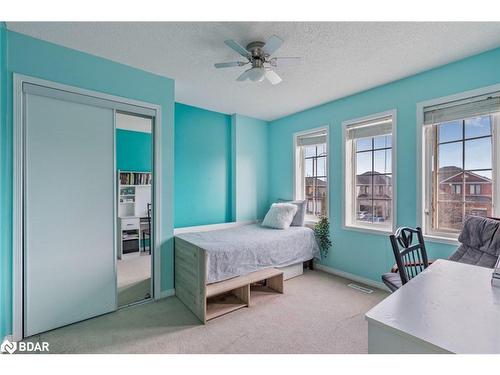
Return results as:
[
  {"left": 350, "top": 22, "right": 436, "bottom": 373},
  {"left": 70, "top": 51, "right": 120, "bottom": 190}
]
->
[
  {"left": 294, "top": 128, "right": 328, "bottom": 221},
  {"left": 469, "top": 184, "right": 481, "bottom": 195},
  {"left": 453, "top": 184, "right": 462, "bottom": 195},
  {"left": 422, "top": 91, "right": 500, "bottom": 238},
  {"left": 344, "top": 111, "right": 396, "bottom": 232}
]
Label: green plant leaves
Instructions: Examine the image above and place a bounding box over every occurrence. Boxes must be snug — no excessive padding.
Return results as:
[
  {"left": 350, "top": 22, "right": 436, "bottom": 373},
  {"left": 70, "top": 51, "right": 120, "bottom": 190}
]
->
[{"left": 314, "top": 215, "right": 332, "bottom": 258}]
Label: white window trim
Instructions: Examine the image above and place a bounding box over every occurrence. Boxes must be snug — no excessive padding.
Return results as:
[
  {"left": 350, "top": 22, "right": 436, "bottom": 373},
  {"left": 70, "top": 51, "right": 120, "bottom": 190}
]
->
[
  {"left": 293, "top": 126, "right": 329, "bottom": 223},
  {"left": 417, "top": 83, "right": 500, "bottom": 244},
  {"left": 342, "top": 109, "right": 397, "bottom": 235}
]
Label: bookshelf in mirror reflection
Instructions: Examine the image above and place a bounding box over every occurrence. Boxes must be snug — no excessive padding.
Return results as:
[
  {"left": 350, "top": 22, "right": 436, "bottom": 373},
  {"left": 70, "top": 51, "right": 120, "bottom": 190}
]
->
[{"left": 118, "top": 170, "right": 152, "bottom": 217}]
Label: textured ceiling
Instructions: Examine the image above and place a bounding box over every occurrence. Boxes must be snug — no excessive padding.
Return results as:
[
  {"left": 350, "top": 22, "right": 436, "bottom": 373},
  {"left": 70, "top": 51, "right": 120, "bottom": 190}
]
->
[{"left": 7, "top": 22, "right": 500, "bottom": 121}]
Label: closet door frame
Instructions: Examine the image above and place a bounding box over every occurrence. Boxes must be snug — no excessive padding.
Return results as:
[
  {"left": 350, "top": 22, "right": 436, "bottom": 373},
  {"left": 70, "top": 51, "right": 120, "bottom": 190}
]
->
[{"left": 12, "top": 74, "right": 162, "bottom": 340}]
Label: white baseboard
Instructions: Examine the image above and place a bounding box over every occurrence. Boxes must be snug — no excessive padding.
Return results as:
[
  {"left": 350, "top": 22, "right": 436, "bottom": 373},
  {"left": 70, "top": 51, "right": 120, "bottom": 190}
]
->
[
  {"left": 315, "top": 263, "right": 390, "bottom": 292},
  {"left": 159, "top": 288, "right": 175, "bottom": 299}
]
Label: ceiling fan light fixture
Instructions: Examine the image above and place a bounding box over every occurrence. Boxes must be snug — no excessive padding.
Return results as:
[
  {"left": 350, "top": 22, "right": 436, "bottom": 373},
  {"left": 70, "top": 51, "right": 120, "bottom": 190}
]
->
[
  {"left": 215, "top": 35, "right": 299, "bottom": 84},
  {"left": 247, "top": 67, "right": 266, "bottom": 82}
]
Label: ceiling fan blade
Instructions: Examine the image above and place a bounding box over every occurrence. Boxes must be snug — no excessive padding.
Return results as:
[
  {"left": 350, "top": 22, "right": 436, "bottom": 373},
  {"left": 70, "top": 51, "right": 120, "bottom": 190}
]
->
[
  {"left": 265, "top": 69, "right": 282, "bottom": 85},
  {"left": 262, "top": 35, "right": 283, "bottom": 56},
  {"left": 224, "top": 39, "right": 251, "bottom": 58},
  {"left": 269, "top": 57, "right": 301, "bottom": 67},
  {"left": 236, "top": 69, "right": 251, "bottom": 82},
  {"left": 214, "top": 61, "right": 247, "bottom": 68}
]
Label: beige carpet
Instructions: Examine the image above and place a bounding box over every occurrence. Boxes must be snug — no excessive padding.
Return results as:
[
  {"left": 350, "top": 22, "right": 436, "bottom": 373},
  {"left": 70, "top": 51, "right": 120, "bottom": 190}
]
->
[
  {"left": 25, "top": 270, "right": 388, "bottom": 354},
  {"left": 117, "top": 252, "right": 151, "bottom": 288},
  {"left": 118, "top": 279, "right": 152, "bottom": 306},
  {"left": 117, "top": 252, "right": 151, "bottom": 306}
]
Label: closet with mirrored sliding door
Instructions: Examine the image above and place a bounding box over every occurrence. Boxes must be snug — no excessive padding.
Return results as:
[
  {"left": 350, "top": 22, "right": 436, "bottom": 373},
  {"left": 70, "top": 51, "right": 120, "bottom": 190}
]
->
[{"left": 15, "top": 76, "right": 158, "bottom": 338}]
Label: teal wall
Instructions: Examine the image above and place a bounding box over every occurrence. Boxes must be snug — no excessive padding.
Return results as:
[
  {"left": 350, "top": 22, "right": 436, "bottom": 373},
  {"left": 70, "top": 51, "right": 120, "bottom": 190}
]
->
[
  {"left": 174, "top": 102, "right": 232, "bottom": 227},
  {"left": 232, "top": 114, "right": 269, "bottom": 221},
  {"left": 116, "top": 129, "right": 152, "bottom": 172},
  {"left": 4, "top": 26, "right": 500, "bottom": 341},
  {"left": 268, "top": 47, "right": 500, "bottom": 284},
  {"left": 0, "top": 23, "right": 8, "bottom": 340},
  {"left": 0, "top": 30, "right": 175, "bottom": 338},
  {"left": 174, "top": 105, "right": 270, "bottom": 227}
]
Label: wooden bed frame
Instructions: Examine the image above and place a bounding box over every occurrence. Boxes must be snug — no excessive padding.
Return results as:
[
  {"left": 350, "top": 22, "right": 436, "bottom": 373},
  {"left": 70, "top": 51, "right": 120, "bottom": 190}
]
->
[
  {"left": 175, "top": 236, "right": 287, "bottom": 323},
  {"left": 173, "top": 221, "right": 314, "bottom": 323},
  {"left": 174, "top": 236, "right": 207, "bottom": 322}
]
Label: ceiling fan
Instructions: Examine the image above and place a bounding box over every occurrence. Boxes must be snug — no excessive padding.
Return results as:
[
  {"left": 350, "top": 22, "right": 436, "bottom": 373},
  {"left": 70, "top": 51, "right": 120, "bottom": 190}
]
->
[{"left": 214, "top": 35, "right": 300, "bottom": 85}]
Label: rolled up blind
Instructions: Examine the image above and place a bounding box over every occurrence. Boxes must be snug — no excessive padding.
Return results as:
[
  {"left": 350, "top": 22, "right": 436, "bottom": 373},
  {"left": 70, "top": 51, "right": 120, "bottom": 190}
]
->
[
  {"left": 423, "top": 92, "right": 500, "bottom": 125},
  {"left": 346, "top": 116, "right": 392, "bottom": 140},
  {"left": 297, "top": 130, "right": 327, "bottom": 146}
]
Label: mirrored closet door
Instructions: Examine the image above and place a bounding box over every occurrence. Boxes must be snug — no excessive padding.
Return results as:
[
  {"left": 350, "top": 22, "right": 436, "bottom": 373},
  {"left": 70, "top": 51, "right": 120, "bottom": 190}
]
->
[
  {"left": 116, "top": 112, "right": 153, "bottom": 307},
  {"left": 19, "top": 77, "right": 158, "bottom": 338}
]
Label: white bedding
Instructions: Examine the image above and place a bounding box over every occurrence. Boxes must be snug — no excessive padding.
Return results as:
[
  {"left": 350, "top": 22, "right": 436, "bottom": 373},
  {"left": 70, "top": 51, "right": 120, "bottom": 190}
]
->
[{"left": 176, "top": 223, "right": 320, "bottom": 283}]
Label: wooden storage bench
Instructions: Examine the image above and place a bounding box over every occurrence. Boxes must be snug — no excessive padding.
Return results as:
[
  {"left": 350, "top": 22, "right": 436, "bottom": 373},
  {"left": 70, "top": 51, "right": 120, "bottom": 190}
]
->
[{"left": 206, "top": 268, "right": 284, "bottom": 321}]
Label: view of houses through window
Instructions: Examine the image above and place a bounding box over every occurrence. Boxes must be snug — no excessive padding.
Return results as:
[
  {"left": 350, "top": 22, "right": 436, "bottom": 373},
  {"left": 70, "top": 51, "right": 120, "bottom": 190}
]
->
[
  {"left": 355, "top": 134, "right": 392, "bottom": 224},
  {"left": 344, "top": 113, "right": 394, "bottom": 231},
  {"left": 295, "top": 129, "right": 328, "bottom": 221},
  {"left": 433, "top": 116, "right": 493, "bottom": 232},
  {"left": 304, "top": 143, "right": 328, "bottom": 218}
]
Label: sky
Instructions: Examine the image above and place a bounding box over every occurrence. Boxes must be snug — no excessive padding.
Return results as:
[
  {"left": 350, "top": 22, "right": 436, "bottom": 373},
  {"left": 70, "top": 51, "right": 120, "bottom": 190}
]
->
[
  {"left": 437, "top": 117, "right": 492, "bottom": 175},
  {"left": 303, "top": 116, "right": 493, "bottom": 182},
  {"left": 354, "top": 116, "right": 492, "bottom": 178}
]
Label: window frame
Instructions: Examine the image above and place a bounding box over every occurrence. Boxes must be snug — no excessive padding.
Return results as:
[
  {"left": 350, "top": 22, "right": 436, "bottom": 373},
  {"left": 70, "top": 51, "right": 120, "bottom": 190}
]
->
[
  {"left": 417, "top": 84, "right": 500, "bottom": 244},
  {"left": 342, "top": 109, "right": 397, "bottom": 234},
  {"left": 471, "top": 184, "right": 481, "bottom": 195},
  {"left": 293, "top": 126, "right": 329, "bottom": 223}
]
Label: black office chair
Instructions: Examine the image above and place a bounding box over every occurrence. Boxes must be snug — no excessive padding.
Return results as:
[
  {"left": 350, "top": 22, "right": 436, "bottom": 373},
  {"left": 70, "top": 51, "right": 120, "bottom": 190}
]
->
[
  {"left": 142, "top": 203, "right": 151, "bottom": 254},
  {"left": 382, "top": 226, "right": 430, "bottom": 292}
]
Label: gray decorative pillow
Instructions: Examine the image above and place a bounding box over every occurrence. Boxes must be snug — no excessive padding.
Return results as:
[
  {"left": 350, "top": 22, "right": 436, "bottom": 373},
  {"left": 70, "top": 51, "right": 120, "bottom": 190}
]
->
[
  {"left": 277, "top": 199, "right": 306, "bottom": 226},
  {"left": 261, "top": 203, "right": 298, "bottom": 229}
]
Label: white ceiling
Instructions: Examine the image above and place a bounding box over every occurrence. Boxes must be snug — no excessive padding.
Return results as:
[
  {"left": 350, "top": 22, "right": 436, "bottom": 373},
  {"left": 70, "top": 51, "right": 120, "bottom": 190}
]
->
[
  {"left": 7, "top": 22, "right": 500, "bottom": 121},
  {"left": 116, "top": 113, "right": 151, "bottom": 133}
]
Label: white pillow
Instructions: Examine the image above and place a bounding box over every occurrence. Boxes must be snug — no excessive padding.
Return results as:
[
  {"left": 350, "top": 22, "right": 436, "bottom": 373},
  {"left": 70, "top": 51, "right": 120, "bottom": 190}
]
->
[{"left": 261, "top": 203, "right": 298, "bottom": 229}]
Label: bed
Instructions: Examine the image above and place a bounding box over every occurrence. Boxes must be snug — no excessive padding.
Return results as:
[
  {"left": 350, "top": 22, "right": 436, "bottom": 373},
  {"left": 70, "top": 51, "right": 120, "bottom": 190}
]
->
[{"left": 174, "top": 223, "right": 320, "bottom": 322}]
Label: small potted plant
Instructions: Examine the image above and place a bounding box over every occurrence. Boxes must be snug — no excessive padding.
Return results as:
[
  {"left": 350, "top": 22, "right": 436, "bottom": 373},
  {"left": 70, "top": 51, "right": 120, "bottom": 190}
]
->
[{"left": 314, "top": 215, "right": 332, "bottom": 258}]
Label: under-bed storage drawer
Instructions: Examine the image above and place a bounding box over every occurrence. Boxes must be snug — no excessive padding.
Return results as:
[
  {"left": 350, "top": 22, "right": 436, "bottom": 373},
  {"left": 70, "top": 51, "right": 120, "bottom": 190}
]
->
[{"left": 277, "top": 262, "right": 304, "bottom": 280}]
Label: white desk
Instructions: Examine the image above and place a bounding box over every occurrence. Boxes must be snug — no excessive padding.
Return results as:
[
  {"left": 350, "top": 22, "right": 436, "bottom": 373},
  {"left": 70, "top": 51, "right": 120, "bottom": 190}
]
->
[
  {"left": 117, "top": 216, "right": 149, "bottom": 259},
  {"left": 365, "top": 259, "right": 500, "bottom": 354}
]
